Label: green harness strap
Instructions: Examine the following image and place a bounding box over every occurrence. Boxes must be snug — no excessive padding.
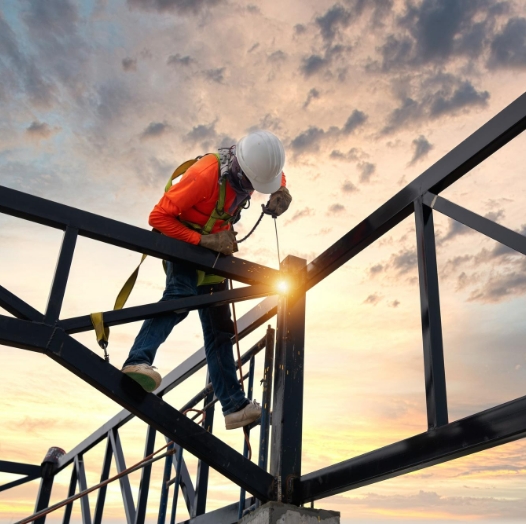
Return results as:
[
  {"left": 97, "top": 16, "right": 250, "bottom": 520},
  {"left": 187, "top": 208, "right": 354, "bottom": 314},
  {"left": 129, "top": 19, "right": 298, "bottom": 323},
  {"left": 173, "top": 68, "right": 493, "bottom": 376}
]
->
[{"left": 90, "top": 153, "right": 239, "bottom": 350}]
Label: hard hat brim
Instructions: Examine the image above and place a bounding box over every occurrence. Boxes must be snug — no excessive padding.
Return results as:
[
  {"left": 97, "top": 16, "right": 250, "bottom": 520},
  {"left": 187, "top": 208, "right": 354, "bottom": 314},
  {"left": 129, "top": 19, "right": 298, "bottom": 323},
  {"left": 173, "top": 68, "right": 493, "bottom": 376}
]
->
[{"left": 249, "top": 171, "right": 283, "bottom": 194}]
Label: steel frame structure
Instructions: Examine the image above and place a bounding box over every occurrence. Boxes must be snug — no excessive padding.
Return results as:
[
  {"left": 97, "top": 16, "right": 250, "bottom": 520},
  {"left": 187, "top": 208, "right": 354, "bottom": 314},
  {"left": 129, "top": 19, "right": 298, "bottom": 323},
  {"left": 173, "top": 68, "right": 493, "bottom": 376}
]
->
[{"left": 2, "top": 91, "right": 526, "bottom": 523}]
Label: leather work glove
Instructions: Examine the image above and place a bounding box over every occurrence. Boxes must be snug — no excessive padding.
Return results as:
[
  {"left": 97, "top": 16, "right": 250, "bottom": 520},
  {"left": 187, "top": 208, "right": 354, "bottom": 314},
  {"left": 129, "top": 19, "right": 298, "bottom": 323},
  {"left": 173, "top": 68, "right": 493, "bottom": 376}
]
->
[
  {"left": 265, "top": 187, "right": 292, "bottom": 217},
  {"left": 199, "top": 230, "right": 238, "bottom": 255}
]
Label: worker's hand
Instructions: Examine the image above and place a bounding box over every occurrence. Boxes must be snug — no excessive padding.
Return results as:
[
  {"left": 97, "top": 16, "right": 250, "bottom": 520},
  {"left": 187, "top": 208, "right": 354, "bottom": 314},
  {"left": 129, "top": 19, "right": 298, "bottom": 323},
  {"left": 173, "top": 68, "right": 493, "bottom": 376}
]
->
[
  {"left": 199, "top": 230, "right": 238, "bottom": 255},
  {"left": 265, "top": 187, "right": 292, "bottom": 217}
]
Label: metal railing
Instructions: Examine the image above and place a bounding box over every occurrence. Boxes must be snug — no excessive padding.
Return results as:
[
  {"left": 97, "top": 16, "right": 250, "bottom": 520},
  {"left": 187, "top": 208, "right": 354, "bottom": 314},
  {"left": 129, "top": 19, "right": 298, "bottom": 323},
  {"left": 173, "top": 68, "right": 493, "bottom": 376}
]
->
[{"left": 1, "top": 90, "right": 526, "bottom": 523}]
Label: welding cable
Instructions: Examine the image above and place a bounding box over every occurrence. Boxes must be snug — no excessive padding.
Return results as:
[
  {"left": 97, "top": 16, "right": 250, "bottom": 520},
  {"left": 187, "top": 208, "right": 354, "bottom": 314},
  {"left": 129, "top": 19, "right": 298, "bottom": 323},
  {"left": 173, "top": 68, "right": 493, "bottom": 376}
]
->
[{"left": 14, "top": 442, "right": 176, "bottom": 524}]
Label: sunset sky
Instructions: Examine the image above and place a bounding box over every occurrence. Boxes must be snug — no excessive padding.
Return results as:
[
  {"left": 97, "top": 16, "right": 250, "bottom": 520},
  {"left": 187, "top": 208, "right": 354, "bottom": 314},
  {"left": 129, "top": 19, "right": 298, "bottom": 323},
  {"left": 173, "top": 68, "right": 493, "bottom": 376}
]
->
[{"left": 1, "top": 0, "right": 526, "bottom": 522}]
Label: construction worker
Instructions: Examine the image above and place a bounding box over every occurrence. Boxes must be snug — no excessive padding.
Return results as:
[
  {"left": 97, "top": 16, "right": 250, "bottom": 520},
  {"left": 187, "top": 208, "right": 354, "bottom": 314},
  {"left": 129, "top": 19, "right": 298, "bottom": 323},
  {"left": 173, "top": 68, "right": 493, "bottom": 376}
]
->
[{"left": 121, "top": 130, "right": 292, "bottom": 430}]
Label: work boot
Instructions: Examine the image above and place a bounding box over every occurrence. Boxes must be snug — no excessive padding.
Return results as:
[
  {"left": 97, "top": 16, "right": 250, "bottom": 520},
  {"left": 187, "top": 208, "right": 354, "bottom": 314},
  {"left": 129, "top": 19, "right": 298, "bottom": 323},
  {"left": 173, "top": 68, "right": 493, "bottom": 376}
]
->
[
  {"left": 225, "top": 400, "right": 262, "bottom": 430},
  {"left": 121, "top": 364, "right": 162, "bottom": 392}
]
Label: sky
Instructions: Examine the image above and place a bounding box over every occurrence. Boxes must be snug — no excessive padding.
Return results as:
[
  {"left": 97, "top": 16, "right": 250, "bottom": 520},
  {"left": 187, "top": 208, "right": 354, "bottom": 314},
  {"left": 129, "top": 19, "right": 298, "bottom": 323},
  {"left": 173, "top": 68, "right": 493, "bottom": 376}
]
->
[{"left": 1, "top": 0, "right": 526, "bottom": 522}]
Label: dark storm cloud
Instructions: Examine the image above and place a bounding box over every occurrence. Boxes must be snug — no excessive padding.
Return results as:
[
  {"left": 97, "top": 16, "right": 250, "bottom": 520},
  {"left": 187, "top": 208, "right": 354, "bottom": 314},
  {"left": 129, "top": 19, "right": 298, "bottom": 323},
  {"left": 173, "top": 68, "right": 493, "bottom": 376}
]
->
[
  {"left": 315, "top": 4, "right": 352, "bottom": 42},
  {"left": 141, "top": 121, "right": 170, "bottom": 139},
  {"left": 409, "top": 135, "right": 433, "bottom": 164},
  {"left": 342, "top": 110, "right": 367, "bottom": 134},
  {"left": 290, "top": 127, "right": 326, "bottom": 153},
  {"left": 167, "top": 54, "right": 193, "bottom": 66},
  {"left": 127, "top": 0, "right": 222, "bottom": 14},
  {"left": 300, "top": 44, "right": 349, "bottom": 77},
  {"left": 303, "top": 88, "right": 320, "bottom": 108},
  {"left": 185, "top": 122, "right": 217, "bottom": 143},
  {"left": 327, "top": 203, "right": 345, "bottom": 214},
  {"left": 0, "top": 14, "right": 55, "bottom": 107},
  {"left": 379, "top": 0, "right": 510, "bottom": 71},
  {"left": 358, "top": 162, "right": 375, "bottom": 183},
  {"left": 488, "top": 17, "right": 526, "bottom": 69},
  {"left": 203, "top": 67, "right": 225, "bottom": 83},
  {"left": 383, "top": 77, "right": 489, "bottom": 133},
  {"left": 122, "top": 57, "right": 137, "bottom": 71}
]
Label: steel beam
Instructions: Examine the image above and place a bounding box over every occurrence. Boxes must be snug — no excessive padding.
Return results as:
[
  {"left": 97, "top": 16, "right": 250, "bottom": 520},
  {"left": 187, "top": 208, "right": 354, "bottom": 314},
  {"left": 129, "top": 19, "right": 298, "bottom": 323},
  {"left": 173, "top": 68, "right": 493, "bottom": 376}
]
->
[
  {"left": 0, "top": 185, "right": 279, "bottom": 287},
  {"left": 94, "top": 436, "right": 113, "bottom": 524},
  {"left": 270, "top": 256, "right": 307, "bottom": 504},
  {"left": 424, "top": 192, "right": 526, "bottom": 255},
  {"left": 305, "top": 91, "right": 526, "bottom": 289},
  {"left": 258, "top": 327, "right": 275, "bottom": 472},
  {"left": 74, "top": 455, "right": 92, "bottom": 524},
  {"left": 178, "top": 498, "right": 255, "bottom": 524},
  {"left": 0, "top": 315, "right": 275, "bottom": 501},
  {"left": 0, "top": 474, "right": 40, "bottom": 493},
  {"left": 134, "top": 426, "right": 156, "bottom": 524},
  {"left": 414, "top": 198, "right": 448, "bottom": 428},
  {"left": 166, "top": 439, "right": 195, "bottom": 515},
  {"left": 0, "top": 460, "right": 41, "bottom": 476},
  {"left": 300, "top": 394, "right": 526, "bottom": 503},
  {"left": 44, "top": 226, "right": 78, "bottom": 324},
  {"left": 63, "top": 463, "right": 78, "bottom": 524},
  {"left": 0, "top": 285, "right": 43, "bottom": 321},
  {"left": 59, "top": 285, "right": 272, "bottom": 334},
  {"left": 109, "top": 429, "right": 136, "bottom": 524}
]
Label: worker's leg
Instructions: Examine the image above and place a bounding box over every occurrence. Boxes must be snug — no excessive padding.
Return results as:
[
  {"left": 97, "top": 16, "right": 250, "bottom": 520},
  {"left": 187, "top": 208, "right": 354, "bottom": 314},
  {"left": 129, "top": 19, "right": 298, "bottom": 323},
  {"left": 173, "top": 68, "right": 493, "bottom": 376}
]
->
[
  {"left": 198, "top": 281, "right": 248, "bottom": 415},
  {"left": 123, "top": 260, "right": 197, "bottom": 367}
]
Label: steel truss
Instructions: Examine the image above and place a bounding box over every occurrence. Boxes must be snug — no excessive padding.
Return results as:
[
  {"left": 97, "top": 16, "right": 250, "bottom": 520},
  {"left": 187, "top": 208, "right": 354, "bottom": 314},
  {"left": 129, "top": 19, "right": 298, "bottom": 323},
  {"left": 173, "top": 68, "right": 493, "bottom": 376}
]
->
[{"left": 1, "top": 91, "right": 526, "bottom": 523}]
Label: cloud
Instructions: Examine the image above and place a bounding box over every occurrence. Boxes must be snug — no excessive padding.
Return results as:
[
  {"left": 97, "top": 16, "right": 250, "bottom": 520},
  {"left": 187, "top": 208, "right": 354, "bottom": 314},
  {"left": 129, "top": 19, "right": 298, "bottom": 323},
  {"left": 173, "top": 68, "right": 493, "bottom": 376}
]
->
[
  {"left": 25, "top": 121, "right": 60, "bottom": 141},
  {"left": 369, "top": 263, "right": 385, "bottom": 276},
  {"left": 382, "top": 76, "right": 489, "bottom": 133},
  {"left": 122, "top": 57, "right": 137, "bottom": 71},
  {"left": 342, "top": 109, "right": 367, "bottom": 134},
  {"left": 300, "top": 44, "right": 349, "bottom": 77},
  {"left": 364, "top": 293, "right": 382, "bottom": 305},
  {"left": 437, "top": 218, "right": 474, "bottom": 245},
  {"left": 330, "top": 147, "right": 363, "bottom": 161},
  {"left": 185, "top": 122, "right": 217, "bottom": 144},
  {"left": 140, "top": 121, "right": 170, "bottom": 140},
  {"left": 342, "top": 180, "right": 357, "bottom": 193},
  {"left": 315, "top": 4, "right": 352, "bottom": 42},
  {"left": 303, "top": 88, "right": 320, "bottom": 108},
  {"left": 469, "top": 261, "right": 526, "bottom": 303},
  {"left": 127, "top": 0, "right": 222, "bottom": 15},
  {"left": 268, "top": 50, "right": 287, "bottom": 62},
  {"left": 290, "top": 126, "right": 327, "bottom": 153},
  {"left": 488, "top": 17, "right": 526, "bottom": 69},
  {"left": 203, "top": 67, "right": 225, "bottom": 83},
  {"left": 391, "top": 248, "right": 417, "bottom": 274},
  {"left": 294, "top": 23, "right": 307, "bottom": 35},
  {"left": 358, "top": 162, "right": 376, "bottom": 183},
  {"left": 327, "top": 203, "right": 345, "bottom": 215},
  {"left": 409, "top": 135, "right": 433, "bottom": 164},
  {"left": 167, "top": 54, "right": 193, "bottom": 66},
  {"left": 285, "top": 207, "right": 315, "bottom": 225},
  {"left": 389, "top": 299, "right": 400, "bottom": 307}
]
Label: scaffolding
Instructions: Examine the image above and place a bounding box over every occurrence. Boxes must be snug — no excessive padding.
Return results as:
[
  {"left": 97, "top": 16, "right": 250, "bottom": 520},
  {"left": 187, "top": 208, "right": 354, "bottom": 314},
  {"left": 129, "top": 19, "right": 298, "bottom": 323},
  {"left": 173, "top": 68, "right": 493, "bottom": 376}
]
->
[{"left": 1, "top": 91, "right": 526, "bottom": 523}]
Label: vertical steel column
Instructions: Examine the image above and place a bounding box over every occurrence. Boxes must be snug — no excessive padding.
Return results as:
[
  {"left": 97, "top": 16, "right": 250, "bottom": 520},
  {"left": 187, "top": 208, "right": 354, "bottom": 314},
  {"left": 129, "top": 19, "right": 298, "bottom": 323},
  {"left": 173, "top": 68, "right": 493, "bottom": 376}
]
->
[
  {"left": 414, "top": 198, "right": 448, "bottom": 429},
  {"left": 62, "top": 463, "right": 79, "bottom": 524},
  {"left": 270, "top": 255, "right": 307, "bottom": 505},
  {"left": 258, "top": 326, "right": 275, "bottom": 471},
  {"left": 135, "top": 426, "right": 157, "bottom": 524},
  {"left": 75, "top": 455, "right": 92, "bottom": 524},
  {"left": 94, "top": 436, "right": 113, "bottom": 524},
  {"left": 237, "top": 356, "right": 256, "bottom": 520},
  {"left": 157, "top": 441, "right": 175, "bottom": 524},
  {"left": 169, "top": 446, "right": 184, "bottom": 524},
  {"left": 44, "top": 226, "right": 78, "bottom": 324},
  {"left": 33, "top": 476, "right": 54, "bottom": 524},
  {"left": 192, "top": 372, "right": 215, "bottom": 517}
]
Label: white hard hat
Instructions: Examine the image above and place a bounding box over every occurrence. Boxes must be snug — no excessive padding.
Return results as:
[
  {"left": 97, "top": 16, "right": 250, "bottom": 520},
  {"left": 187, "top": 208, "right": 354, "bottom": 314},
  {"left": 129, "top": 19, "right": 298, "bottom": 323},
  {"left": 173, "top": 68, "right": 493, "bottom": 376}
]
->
[{"left": 236, "top": 130, "right": 285, "bottom": 194}]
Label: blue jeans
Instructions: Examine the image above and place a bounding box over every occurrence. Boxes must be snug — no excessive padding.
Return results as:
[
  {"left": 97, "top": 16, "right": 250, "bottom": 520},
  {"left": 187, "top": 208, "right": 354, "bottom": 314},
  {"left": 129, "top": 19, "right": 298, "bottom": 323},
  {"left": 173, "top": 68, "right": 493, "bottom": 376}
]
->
[{"left": 123, "top": 260, "right": 248, "bottom": 415}]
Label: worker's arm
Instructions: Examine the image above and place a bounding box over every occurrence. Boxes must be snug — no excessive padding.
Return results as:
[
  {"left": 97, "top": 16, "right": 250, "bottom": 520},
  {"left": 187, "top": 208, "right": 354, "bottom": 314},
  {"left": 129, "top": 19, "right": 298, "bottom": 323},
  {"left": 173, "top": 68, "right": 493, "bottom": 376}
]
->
[{"left": 149, "top": 158, "right": 216, "bottom": 245}]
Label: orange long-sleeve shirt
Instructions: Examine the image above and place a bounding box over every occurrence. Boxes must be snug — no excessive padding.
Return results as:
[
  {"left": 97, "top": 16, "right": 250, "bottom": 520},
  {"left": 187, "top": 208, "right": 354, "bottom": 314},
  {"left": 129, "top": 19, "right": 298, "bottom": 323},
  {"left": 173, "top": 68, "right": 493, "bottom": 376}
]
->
[{"left": 149, "top": 154, "right": 286, "bottom": 245}]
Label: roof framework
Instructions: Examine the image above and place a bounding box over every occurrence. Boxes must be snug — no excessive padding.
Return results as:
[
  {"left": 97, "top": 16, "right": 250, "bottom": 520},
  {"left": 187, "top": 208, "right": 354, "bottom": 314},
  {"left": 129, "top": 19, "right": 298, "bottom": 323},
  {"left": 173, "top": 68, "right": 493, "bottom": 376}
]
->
[{"left": 1, "top": 91, "right": 526, "bottom": 523}]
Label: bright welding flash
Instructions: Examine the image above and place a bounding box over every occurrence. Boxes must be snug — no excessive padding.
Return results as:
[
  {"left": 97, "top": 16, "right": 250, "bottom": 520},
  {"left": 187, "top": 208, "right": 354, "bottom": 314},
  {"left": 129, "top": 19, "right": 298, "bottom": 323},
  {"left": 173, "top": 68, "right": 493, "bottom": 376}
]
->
[{"left": 276, "top": 280, "right": 289, "bottom": 294}]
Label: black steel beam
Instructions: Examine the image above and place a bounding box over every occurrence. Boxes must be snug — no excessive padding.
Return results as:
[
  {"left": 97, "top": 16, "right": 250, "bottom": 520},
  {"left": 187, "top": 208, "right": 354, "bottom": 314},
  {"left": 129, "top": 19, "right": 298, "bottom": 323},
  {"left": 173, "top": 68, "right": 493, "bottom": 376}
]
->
[
  {"left": 63, "top": 463, "right": 78, "bottom": 524},
  {"left": 270, "top": 256, "right": 307, "bottom": 505},
  {"left": 44, "top": 226, "right": 78, "bottom": 324},
  {"left": 94, "top": 436, "right": 113, "bottom": 524},
  {"left": 0, "top": 474, "right": 40, "bottom": 493},
  {"left": 258, "top": 326, "right": 275, "bottom": 472},
  {"left": 0, "top": 460, "right": 41, "bottom": 476},
  {"left": 424, "top": 192, "right": 526, "bottom": 255},
  {"left": 0, "top": 185, "right": 279, "bottom": 287},
  {"left": 0, "top": 285, "right": 43, "bottom": 321},
  {"left": 59, "top": 285, "right": 272, "bottom": 334},
  {"left": 305, "top": 91, "right": 526, "bottom": 289},
  {"left": 74, "top": 455, "right": 92, "bottom": 524},
  {"left": 178, "top": 498, "right": 255, "bottom": 524},
  {"left": 134, "top": 426, "right": 156, "bottom": 524},
  {"left": 166, "top": 439, "right": 195, "bottom": 516},
  {"left": 0, "top": 315, "right": 275, "bottom": 501},
  {"left": 414, "top": 198, "right": 448, "bottom": 429},
  {"left": 300, "top": 394, "right": 526, "bottom": 503}
]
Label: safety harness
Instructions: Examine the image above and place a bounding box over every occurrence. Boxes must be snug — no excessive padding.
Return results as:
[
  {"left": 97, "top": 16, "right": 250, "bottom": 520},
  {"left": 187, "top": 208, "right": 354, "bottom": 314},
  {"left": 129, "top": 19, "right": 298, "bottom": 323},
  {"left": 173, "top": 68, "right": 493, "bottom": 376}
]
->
[{"left": 89, "top": 153, "right": 249, "bottom": 354}]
